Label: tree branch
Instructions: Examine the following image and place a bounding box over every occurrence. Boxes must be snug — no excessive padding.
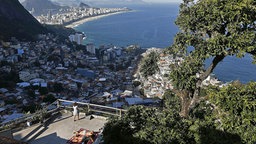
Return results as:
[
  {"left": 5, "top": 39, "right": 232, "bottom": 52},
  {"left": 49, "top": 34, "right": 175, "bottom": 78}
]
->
[
  {"left": 248, "top": 50, "right": 256, "bottom": 56},
  {"left": 189, "top": 54, "right": 226, "bottom": 110},
  {"left": 199, "top": 54, "right": 225, "bottom": 81}
]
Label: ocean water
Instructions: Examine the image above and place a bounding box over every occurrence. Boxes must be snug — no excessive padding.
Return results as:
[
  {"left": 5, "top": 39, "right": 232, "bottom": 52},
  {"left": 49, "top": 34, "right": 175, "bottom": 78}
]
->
[{"left": 75, "top": 4, "right": 256, "bottom": 83}]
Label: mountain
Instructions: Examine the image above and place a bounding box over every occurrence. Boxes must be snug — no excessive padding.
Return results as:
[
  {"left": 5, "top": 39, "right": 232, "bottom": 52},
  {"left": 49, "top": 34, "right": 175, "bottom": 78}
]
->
[
  {"left": 22, "top": 0, "right": 62, "bottom": 16},
  {"left": 0, "top": 0, "right": 46, "bottom": 41},
  {"left": 50, "top": 0, "right": 145, "bottom": 7},
  {"left": 50, "top": 0, "right": 84, "bottom": 7},
  {"left": 79, "top": 2, "right": 90, "bottom": 8}
]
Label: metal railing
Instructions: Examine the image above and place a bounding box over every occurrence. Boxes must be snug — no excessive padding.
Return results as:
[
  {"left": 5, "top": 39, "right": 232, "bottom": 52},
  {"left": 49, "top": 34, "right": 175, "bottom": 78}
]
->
[
  {"left": 57, "top": 99, "right": 127, "bottom": 117},
  {"left": 0, "top": 99, "right": 127, "bottom": 131}
]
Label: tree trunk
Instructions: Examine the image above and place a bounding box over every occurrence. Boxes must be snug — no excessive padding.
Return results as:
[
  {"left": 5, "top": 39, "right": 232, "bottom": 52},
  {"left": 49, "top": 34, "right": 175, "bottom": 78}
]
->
[
  {"left": 178, "top": 90, "right": 191, "bottom": 118},
  {"left": 172, "top": 55, "right": 226, "bottom": 118}
]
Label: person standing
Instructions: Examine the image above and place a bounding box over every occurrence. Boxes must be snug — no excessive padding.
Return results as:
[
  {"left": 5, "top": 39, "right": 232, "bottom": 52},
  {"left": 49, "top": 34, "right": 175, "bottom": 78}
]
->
[{"left": 73, "top": 102, "right": 79, "bottom": 121}]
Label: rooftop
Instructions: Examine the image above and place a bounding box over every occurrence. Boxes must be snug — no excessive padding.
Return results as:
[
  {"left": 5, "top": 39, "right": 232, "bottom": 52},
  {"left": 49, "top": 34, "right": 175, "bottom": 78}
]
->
[{"left": 13, "top": 111, "right": 107, "bottom": 144}]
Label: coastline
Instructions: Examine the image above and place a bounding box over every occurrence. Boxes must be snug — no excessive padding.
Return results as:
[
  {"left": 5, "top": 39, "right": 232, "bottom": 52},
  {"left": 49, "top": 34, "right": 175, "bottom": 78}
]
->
[{"left": 65, "top": 11, "right": 130, "bottom": 28}]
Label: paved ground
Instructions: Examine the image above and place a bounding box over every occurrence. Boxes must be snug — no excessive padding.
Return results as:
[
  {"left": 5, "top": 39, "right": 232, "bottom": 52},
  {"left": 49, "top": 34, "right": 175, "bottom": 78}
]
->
[{"left": 13, "top": 111, "right": 107, "bottom": 144}]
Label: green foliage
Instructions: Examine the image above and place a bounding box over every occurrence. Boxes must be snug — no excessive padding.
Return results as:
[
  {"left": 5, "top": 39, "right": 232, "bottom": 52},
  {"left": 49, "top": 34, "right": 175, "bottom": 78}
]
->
[
  {"left": 133, "top": 80, "right": 141, "bottom": 87},
  {"left": 4, "top": 98, "right": 19, "bottom": 105},
  {"left": 43, "top": 94, "right": 56, "bottom": 103},
  {"left": 22, "top": 104, "right": 42, "bottom": 113},
  {"left": 162, "top": 90, "right": 181, "bottom": 112},
  {"left": 0, "top": 70, "right": 20, "bottom": 89},
  {"left": 44, "top": 24, "right": 76, "bottom": 38},
  {"left": 208, "top": 82, "right": 256, "bottom": 143},
  {"left": 27, "top": 89, "right": 36, "bottom": 99},
  {"left": 103, "top": 99, "right": 196, "bottom": 144},
  {"left": 170, "top": 56, "right": 203, "bottom": 91},
  {"left": 39, "top": 87, "right": 48, "bottom": 95},
  {"left": 53, "top": 83, "right": 63, "bottom": 93},
  {"left": 104, "top": 1, "right": 256, "bottom": 143},
  {"left": 103, "top": 85, "right": 255, "bottom": 143},
  {"left": 170, "top": 0, "right": 256, "bottom": 89},
  {"left": 169, "top": 0, "right": 256, "bottom": 118},
  {"left": 139, "top": 51, "right": 160, "bottom": 78}
]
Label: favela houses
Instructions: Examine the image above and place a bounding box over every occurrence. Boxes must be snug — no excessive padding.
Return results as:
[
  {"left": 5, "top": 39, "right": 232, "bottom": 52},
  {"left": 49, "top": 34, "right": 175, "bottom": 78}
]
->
[{"left": 0, "top": 0, "right": 255, "bottom": 144}]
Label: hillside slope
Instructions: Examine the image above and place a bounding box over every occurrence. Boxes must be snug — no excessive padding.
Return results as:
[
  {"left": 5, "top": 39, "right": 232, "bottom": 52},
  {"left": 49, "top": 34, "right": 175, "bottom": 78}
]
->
[{"left": 0, "top": 0, "right": 46, "bottom": 41}]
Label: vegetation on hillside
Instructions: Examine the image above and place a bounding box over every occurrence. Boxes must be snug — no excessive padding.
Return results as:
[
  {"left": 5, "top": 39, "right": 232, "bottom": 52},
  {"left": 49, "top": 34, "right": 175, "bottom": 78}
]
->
[
  {"left": 139, "top": 51, "right": 160, "bottom": 78},
  {"left": 103, "top": 0, "right": 256, "bottom": 143}
]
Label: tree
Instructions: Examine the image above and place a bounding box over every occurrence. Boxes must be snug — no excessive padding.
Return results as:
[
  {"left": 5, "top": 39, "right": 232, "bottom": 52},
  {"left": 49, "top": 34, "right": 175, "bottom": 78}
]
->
[
  {"left": 27, "top": 89, "right": 36, "bottom": 99},
  {"left": 207, "top": 82, "right": 256, "bottom": 143},
  {"left": 53, "top": 83, "right": 63, "bottom": 93},
  {"left": 169, "top": 0, "right": 256, "bottom": 117},
  {"left": 39, "top": 87, "right": 48, "bottom": 95},
  {"left": 43, "top": 94, "right": 56, "bottom": 103},
  {"left": 139, "top": 51, "right": 160, "bottom": 78},
  {"left": 22, "top": 104, "right": 42, "bottom": 113},
  {"left": 132, "top": 80, "right": 141, "bottom": 87},
  {"left": 103, "top": 90, "right": 245, "bottom": 144}
]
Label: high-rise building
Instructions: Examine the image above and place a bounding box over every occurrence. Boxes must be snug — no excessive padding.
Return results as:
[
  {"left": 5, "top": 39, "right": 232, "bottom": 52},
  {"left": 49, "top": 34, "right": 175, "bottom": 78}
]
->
[
  {"left": 69, "top": 33, "right": 83, "bottom": 45},
  {"left": 86, "top": 43, "right": 96, "bottom": 54}
]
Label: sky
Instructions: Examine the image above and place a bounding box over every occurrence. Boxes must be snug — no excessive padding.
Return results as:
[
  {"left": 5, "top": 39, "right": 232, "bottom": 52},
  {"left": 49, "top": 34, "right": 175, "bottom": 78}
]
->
[
  {"left": 18, "top": 0, "right": 183, "bottom": 4},
  {"left": 143, "top": 0, "right": 182, "bottom": 3}
]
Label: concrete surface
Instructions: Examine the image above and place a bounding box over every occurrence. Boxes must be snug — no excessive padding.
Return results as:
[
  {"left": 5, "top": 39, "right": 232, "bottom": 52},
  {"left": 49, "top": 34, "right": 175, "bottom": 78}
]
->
[{"left": 13, "top": 112, "right": 107, "bottom": 144}]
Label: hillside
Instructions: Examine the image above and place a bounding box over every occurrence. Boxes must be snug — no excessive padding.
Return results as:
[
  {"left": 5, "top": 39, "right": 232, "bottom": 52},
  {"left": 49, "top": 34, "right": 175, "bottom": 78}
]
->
[
  {"left": 79, "top": 2, "right": 90, "bottom": 8},
  {"left": 0, "top": 0, "right": 46, "bottom": 41}
]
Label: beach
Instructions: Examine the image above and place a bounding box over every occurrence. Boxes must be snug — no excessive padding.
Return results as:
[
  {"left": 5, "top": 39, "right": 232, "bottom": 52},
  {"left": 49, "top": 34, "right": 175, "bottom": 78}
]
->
[{"left": 65, "top": 11, "right": 130, "bottom": 28}]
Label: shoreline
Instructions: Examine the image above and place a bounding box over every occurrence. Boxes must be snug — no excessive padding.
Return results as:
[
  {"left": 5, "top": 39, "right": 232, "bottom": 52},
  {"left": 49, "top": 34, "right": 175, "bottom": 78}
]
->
[{"left": 65, "top": 11, "right": 131, "bottom": 28}]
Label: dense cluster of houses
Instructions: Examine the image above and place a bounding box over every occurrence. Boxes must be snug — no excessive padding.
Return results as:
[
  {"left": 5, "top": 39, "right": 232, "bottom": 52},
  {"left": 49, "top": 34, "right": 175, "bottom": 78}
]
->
[
  {"left": 0, "top": 34, "right": 223, "bottom": 124},
  {"left": 0, "top": 34, "right": 159, "bottom": 124},
  {"left": 135, "top": 48, "right": 222, "bottom": 99}
]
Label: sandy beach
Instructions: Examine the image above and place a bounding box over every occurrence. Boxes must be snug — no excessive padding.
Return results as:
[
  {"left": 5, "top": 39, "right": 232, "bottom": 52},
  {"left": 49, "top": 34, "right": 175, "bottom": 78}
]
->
[{"left": 65, "top": 11, "right": 129, "bottom": 28}]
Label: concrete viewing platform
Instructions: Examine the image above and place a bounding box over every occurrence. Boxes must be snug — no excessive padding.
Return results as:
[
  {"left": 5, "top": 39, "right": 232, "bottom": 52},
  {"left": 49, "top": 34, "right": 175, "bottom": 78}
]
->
[{"left": 12, "top": 111, "right": 108, "bottom": 144}]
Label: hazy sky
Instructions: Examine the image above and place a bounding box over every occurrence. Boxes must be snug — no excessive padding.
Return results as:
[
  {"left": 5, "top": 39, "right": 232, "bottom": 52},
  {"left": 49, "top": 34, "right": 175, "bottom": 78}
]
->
[
  {"left": 143, "top": 0, "right": 182, "bottom": 3},
  {"left": 18, "top": 0, "right": 183, "bottom": 4}
]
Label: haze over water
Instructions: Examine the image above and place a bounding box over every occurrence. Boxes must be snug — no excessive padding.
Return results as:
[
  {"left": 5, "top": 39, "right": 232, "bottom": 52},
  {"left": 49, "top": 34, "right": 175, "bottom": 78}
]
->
[{"left": 75, "top": 4, "right": 256, "bottom": 83}]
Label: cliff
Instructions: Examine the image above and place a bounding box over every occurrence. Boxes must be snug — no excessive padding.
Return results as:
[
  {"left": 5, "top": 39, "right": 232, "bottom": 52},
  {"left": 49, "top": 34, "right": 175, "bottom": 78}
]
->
[{"left": 0, "top": 0, "right": 46, "bottom": 41}]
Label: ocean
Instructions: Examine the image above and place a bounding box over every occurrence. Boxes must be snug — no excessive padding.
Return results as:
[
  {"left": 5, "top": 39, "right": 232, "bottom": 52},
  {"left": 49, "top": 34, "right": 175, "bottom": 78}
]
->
[{"left": 75, "top": 3, "right": 256, "bottom": 83}]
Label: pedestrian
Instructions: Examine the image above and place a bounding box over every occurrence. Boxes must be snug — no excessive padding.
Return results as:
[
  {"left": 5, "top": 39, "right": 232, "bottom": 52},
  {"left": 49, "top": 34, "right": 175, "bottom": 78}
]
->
[
  {"left": 26, "top": 120, "right": 31, "bottom": 127},
  {"left": 73, "top": 102, "right": 79, "bottom": 121}
]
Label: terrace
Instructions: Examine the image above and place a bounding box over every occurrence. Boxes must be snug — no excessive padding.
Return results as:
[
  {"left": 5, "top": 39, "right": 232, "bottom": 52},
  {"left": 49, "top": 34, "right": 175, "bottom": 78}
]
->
[{"left": 0, "top": 99, "right": 127, "bottom": 144}]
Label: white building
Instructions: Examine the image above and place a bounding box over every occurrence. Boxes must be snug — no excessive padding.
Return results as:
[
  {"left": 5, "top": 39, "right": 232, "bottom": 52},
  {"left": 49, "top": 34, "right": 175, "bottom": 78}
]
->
[
  {"left": 69, "top": 33, "right": 84, "bottom": 45},
  {"left": 86, "top": 43, "right": 96, "bottom": 54},
  {"left": 19, "top": 71, "right": 31, "bottom": 82}
]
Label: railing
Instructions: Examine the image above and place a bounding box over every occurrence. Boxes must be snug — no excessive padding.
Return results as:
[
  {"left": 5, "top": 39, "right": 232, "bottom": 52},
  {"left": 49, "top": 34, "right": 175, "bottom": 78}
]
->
[
  {"left": 0, "top": 102, "right": 59, "bottom": 131},
  {"left": 0, "top": 99, "right": 127, "bottom": 131},
  {"left": 57, "top": 99, "right": 127, "bottom": 117}
]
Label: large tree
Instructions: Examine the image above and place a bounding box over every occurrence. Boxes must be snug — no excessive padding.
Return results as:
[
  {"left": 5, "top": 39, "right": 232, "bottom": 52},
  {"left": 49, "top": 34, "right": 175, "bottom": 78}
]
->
[{"left": 169, "top": 0, "right": 256, "bottom": 117}]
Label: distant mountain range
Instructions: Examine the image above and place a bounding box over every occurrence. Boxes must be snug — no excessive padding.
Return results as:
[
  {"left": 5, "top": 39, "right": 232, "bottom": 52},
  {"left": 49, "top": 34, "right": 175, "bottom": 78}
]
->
[
  {"left": 20, "top": 0, "right": 145, "bottom": 17},
  {"left": 50, "top": 0, "right": 145, "bottom": 7},
  {"left": 21, "top": 0, "right": 63, "bottom": 16},
  {"left": 0, "top": 0, "right": 47, "bottom": 41},
  {"left": 21, "top": 0, "right": 91, "bottom": 16},
  {"left": 79, "top": 2, "right": 90, "bottom": 8}
]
